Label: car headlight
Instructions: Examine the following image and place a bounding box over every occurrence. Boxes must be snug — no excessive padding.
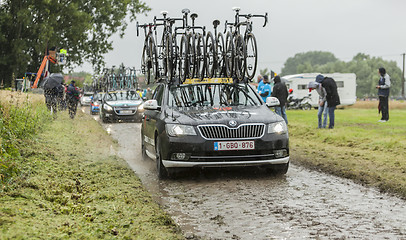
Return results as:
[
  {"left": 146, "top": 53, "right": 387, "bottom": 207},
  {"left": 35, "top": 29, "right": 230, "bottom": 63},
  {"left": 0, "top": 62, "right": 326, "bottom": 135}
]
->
[
  {"left": 166, "top": 124, "right": 197, "bottom": 137},
  {"left": 268, "top": 121, "right": 288, "bottom": 134},
  {"left": 138, "top": 103, "right": 144, "bottom": 111},
  {"left": 103, "top": 104, "right": 113, "bottom": 111}
]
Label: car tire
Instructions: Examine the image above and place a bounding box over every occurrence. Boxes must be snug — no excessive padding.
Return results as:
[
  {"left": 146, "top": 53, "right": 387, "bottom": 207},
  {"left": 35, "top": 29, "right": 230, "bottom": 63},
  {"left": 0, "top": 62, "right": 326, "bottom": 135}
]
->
[
  {"left": 155, "top": 138, "right": 168, "bottom": 179},
  {"left": 302, "top": 103, "right": 311, "bottom": 110},
  {"left": 101, "top": 113, "right": 108, "bottom": 123},
  {"left": 269, "top": 162, "right": 289, "bottom": 175}
]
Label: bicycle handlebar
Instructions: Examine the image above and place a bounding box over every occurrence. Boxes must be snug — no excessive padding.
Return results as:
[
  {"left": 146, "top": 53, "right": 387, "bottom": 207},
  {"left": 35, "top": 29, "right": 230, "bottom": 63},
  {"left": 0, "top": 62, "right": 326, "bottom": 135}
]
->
[
  {"left": 239, "top": 12, "right": 268, "bottom": 27},
  {"left": 136, "top": 22, "right": 161, "bottom": 36}
]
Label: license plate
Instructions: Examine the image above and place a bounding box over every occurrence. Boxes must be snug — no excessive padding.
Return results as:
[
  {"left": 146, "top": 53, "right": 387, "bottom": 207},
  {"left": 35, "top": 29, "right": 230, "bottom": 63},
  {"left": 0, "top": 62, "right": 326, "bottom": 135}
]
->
[
  {"left": 120, "top": 110, "right": 132, "bottom": 114},
  {"left": 214, "top": 141, "right": 255, "bottom": 151}
]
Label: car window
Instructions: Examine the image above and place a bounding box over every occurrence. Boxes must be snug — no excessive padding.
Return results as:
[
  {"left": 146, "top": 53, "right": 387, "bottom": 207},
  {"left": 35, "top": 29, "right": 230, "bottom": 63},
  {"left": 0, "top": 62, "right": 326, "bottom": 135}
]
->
[
  {"left": 168, "top": 84, "right": 261, "bottom": 107},
  {"left": 105, "top": 91, "right": 140, "bottom": 101},
  {"left": 153, "top": 85, "right": 165, "bottom": 106}
]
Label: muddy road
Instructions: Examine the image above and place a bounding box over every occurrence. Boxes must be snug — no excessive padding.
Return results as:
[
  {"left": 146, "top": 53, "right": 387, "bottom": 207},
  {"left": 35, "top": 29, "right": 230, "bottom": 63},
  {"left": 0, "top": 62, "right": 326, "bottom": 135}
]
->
[{"left": 85, "top": 109, "right": 406, "bottom": 239}]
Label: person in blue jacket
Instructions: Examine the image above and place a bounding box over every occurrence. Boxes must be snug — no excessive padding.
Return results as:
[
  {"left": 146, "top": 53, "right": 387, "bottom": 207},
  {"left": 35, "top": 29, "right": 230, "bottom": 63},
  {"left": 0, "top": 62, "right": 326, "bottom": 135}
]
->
[
  {"left": 259, "top": 75, "right": 272, "bottom": 103},
  {"left": 257, "top": 74, "right": 264, "bottom": 95}
]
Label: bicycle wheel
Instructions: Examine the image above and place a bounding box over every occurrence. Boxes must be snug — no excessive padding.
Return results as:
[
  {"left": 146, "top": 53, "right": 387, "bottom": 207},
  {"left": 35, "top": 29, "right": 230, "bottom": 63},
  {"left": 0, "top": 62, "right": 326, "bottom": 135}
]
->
[
  {"left": 245, "top": 33, "right": 257, "bottom": 81},
  {"left": 178, "top": 35, "right": 188, "bottom": 83},
  {"left": 141, "top": 39, "right": 151, "bottom": 84},
  {"left": 195, "top": 33, "right": 206, "bottom": 80},
  {"left": 205, "top": 31, "right": 216, "bottom": 78},
  {"left": 164, "top": 32, "right": 174, "bottom": 80},
  {"left": 171, "top": 34, "right": 179, "bottom": 79},
  {"left": 215, "top": 32, "right": 225, "bottom": 78},
  {"left": 225, "top": 32, "right": 234, "bottom": 78},
  {"left": 234, "top": 34, "right": 246, "bottom": 81},
  {"left": 148, "top": 35, "right": 159, "bottom": 82},
  {"left": 186, "top": 33, "right": 196, "bottom": 79}
]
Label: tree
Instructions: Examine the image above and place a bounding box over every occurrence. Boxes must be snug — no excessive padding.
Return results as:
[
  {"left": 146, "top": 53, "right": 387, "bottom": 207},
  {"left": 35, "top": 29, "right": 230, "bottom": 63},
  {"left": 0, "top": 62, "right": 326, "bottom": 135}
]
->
[
  {"left": 0, "top": 0, "right": 150, "bottom": 87},
  {"left": 281, "top": 51, "right": 338, "bottom": 76}
]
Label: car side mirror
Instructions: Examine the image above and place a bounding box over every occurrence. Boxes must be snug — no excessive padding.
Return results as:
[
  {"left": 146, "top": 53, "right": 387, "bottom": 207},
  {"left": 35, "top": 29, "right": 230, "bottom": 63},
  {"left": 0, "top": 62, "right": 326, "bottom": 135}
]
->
[
  {"left": 143, "top": 99, "right": 160, "bottom": 110},
  {"left": 266, "top": 97, "right": 280, "bottom": 107}
]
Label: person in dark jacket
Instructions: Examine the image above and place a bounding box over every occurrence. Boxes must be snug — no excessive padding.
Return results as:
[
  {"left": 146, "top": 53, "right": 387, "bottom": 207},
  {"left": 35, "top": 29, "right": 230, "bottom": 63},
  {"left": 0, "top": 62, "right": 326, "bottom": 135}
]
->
[
  {"left": 376, "top": 67, "right": 391, "bottom": 122},
  {"left": 316, "top": 74, "right": 340, "bottom": 129},
  {"left": 66, "top": 80, "right": 80, "bottom": 119},
  {"left": 271, "top": 76, "right": 289, "bottom": 124}
]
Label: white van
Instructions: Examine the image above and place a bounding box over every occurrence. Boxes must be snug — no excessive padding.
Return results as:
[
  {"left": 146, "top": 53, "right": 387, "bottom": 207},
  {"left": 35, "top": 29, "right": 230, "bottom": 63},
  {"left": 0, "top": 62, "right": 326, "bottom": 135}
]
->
[{"left": 281, "top": 73, "right": 357, "bottom": 108}]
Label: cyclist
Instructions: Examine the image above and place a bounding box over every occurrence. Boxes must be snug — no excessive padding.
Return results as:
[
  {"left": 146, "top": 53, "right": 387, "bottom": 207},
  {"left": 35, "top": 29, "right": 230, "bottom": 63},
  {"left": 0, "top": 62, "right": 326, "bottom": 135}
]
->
[{"left": 66, "top": 80, "right": 80, "bottom": 119}]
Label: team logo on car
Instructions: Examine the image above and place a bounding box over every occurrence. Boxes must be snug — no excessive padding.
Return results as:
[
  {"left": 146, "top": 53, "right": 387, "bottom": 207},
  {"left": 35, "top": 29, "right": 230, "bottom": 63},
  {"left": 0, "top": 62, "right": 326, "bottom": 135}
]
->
[{"left": 228, "top": 120, "right": 237, "bottom": 127}]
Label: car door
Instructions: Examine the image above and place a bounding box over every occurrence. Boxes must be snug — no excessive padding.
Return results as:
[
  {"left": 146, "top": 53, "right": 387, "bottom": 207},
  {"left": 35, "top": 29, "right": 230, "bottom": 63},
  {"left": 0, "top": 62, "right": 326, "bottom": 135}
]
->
[{"left": 143, "top": 84, "right": 165, "bottom": 154}]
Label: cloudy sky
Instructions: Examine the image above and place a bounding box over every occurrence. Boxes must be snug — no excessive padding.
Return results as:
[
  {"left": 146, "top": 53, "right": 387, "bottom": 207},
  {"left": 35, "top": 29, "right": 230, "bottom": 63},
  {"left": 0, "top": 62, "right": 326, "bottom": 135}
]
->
[{"left": 74, "top": 0, "right": 406, "bottom": 75}]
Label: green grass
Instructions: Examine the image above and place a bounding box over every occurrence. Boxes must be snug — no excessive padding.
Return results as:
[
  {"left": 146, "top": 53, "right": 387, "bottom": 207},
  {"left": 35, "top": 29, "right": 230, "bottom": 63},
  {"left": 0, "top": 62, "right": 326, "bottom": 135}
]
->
[
  {"left": 288, "top": 107, "right": 406, "bottom": 199},
  {"left": 0, "top": 107, "right": 183, "bottom": 239}
]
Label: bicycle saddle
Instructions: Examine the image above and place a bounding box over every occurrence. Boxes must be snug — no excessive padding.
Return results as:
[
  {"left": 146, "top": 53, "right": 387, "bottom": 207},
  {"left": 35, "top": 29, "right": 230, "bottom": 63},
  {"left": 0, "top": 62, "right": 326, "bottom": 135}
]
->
[
  {"left": 213, "top": 20, "right": 220, "bottom": 27},
  {"left": 232, "top": 7, "right": 241, "bottom": 12},
  {"left": 181, "top": 8, "right": 190, "bottom": 14},
  {"left": 190, "top": 13, "right": 198, "bottom": 19},
  {"left": 160, "top": 10, "right": 168, "bottom": 16}
]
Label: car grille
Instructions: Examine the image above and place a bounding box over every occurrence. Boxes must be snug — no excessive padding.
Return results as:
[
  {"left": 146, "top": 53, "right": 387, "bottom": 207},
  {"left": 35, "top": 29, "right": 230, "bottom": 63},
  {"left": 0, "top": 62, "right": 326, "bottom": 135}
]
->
[{"left": 197, "top": 124, "right": 265, "bottom": 140}]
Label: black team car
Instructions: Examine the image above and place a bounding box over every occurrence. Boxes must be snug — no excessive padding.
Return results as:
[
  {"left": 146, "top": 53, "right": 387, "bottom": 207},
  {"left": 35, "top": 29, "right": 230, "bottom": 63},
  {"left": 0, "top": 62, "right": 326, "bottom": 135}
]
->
[
  {"left": 100, "top": 90, "right": 144, "bottom": 123},
  {"left": 141, "top": 80, "right": 289, "bottom": 179}
]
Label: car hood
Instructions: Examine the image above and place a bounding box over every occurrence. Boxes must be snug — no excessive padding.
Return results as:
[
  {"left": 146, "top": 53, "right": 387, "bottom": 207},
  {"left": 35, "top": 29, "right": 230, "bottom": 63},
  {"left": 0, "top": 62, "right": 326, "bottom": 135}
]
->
[
  {"left": 105, "top": 100, "right": 142, "bottom": 107},
  {"left": 166, "top": 105, "right": 283, "bottom": 125}
]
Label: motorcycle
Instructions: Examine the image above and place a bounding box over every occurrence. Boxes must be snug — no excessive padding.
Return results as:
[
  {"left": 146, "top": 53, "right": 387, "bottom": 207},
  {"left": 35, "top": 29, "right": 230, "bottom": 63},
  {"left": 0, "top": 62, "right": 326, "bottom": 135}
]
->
[{"left": 287, "top": 95, "right": 312, "bottom": 110}]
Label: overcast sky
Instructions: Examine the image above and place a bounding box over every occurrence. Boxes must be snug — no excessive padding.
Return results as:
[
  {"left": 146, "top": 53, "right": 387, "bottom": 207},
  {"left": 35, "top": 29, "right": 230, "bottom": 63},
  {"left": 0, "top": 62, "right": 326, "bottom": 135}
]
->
[{"left": 73, "top": 0, "right": 406, "bottom": 75}]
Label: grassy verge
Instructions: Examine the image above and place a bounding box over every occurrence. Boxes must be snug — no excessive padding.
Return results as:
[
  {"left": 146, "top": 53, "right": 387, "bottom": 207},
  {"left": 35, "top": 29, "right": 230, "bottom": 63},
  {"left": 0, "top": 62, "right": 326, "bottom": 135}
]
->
[
  {"left": 288, "top": 100, "right": 406, "bottom": 199},
  {"left": 0, "top": 92, "right": 183, "bottom": 239}
]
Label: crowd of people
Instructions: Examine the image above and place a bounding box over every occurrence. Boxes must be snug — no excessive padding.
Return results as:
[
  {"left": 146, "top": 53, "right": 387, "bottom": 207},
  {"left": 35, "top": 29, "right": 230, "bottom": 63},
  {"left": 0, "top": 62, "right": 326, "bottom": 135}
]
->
[{"left": 258, "top": 67, "right": 390, "bottom": 128}]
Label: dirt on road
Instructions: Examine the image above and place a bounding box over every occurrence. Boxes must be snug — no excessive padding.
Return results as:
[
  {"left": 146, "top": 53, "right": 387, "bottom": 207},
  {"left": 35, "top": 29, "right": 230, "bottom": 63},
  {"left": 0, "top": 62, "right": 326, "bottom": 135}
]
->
[{"left": 96, "top": 117, "right": 405, "bottom": 239}]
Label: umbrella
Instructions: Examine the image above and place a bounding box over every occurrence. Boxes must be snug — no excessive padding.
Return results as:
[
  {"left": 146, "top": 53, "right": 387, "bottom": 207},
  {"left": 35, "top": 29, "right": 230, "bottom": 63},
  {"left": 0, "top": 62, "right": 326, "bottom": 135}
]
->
[{"left": 43, "top": 73, "right": 64, "bottom": 89}]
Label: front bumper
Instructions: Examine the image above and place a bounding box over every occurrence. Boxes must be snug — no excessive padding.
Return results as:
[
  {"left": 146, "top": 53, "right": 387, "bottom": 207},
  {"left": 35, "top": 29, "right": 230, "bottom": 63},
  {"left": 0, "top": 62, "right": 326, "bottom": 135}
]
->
[
  {"left": 163, "top": 156, "right": 289, "bottom": 168},
  {"left": 159, "top": 133, "right": 289, "bottom": 168}
]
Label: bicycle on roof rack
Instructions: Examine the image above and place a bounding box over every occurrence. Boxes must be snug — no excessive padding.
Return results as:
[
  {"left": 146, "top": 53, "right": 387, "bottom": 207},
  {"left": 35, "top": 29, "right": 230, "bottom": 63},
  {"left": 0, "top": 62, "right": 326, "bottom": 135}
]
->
[
  {"left": 137, "top": 22, "right": 159, "bottom": 84},
  {"left": 224, "top": 7, "right": 268, "bottom": 81},
  {"left": 172, "top": 9, "right": 207, "bottom": 82},
  {"left": 136, "top": 8, "right": 268, "bottom": 85},
  {"left": 153, "top": 11, "right": 183, "bottom": 82}
]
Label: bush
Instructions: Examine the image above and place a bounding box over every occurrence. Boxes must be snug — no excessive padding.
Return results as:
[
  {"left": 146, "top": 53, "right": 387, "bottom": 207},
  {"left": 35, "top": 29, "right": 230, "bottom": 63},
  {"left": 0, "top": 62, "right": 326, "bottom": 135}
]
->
[{"left": 0, "top": 91, "right": 51, "bottom": 191}]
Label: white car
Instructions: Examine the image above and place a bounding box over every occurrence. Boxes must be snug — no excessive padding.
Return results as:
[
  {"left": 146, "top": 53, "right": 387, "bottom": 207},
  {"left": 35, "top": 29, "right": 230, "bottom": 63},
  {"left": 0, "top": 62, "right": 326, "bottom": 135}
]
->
[{"left": 80, "top": 92, "right": 93, "bottom": 106}]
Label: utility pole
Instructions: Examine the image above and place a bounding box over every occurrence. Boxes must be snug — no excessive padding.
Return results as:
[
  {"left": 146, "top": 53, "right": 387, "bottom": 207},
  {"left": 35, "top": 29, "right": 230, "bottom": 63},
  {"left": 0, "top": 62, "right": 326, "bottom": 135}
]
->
[{"left": 402, "top": 53, "right": 405, "bottom": 99}]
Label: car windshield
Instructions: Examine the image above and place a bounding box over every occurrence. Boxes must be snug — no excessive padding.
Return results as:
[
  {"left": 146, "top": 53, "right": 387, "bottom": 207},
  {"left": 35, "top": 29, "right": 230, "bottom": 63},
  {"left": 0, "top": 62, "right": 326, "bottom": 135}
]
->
[
  {"left": 168, "top": 83, "right": 261, "bottom": 107},
  {"left": 105, "top": 91, "right": 140, "bottom": 101}
]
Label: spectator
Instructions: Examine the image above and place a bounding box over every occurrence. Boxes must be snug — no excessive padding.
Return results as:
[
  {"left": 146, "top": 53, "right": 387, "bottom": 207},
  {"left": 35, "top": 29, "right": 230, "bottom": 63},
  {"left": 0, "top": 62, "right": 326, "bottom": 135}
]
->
[
  {"left": 315, "top": 74, "right": 340, "bottom": 129},
  {"left": 146, "top": 87, "right": 153, "bottom": 100},
  {"left": 257, "top": 74, "right": 264, "bottom": 95},
  {"left": 271, "top": 76, "right": 289, "bottom": 124},
  {"left": 259, "top": 75, "right": 272, "bottom": 103},
  {"left": 308, "top": 81, "right": 328, "bottom": 128},
  {"left": 376, "top": 67, "right": 390, "bottom": 122},
  {"left": 66, "top": 80, "right": 80, "bottom": 119}
]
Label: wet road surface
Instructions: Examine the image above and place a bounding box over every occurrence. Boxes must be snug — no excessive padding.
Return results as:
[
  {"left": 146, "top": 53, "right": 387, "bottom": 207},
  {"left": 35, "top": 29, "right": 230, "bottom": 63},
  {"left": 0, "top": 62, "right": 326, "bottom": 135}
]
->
[{"left": 86, "top": 109, "right": 406, "bottom": 239}]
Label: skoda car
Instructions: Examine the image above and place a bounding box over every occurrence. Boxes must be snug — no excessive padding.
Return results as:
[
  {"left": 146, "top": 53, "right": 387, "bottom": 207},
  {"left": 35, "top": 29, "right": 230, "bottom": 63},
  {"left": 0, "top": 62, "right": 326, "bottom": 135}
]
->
[
  {"left": 141, "top": 81, "right": 289, "bottom": 179},
  {"left": 100, "top": 90, "right": 144, "bottom": 123}
]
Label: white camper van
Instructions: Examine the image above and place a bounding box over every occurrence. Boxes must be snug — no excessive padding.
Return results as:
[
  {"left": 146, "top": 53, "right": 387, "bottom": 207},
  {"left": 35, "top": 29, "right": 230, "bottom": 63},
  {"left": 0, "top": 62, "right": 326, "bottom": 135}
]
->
[{"left": 281, "top": 73, "right": 357, "bottom": 108}]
